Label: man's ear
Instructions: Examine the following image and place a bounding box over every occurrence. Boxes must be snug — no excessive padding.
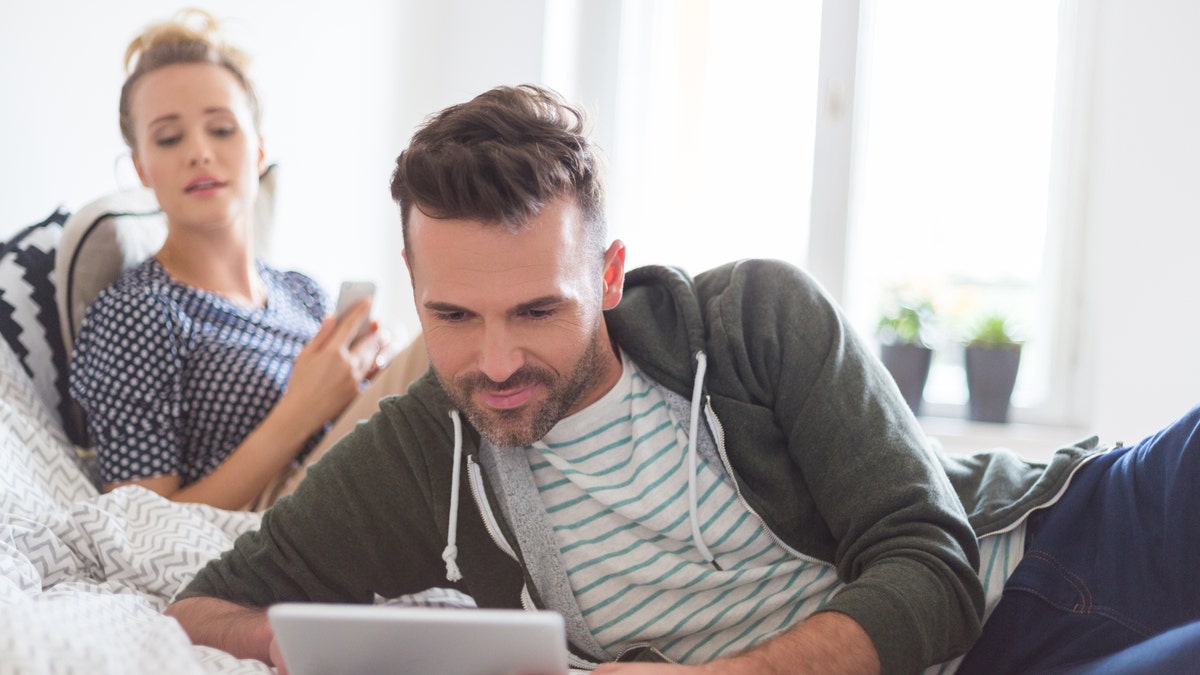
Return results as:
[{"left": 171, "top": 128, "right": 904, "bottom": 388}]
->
[{"left": 601, "top": 240, "right": 627, "bottom": 310}]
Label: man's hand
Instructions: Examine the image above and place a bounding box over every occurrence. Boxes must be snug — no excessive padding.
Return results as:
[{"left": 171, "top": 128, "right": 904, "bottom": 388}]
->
[
  {"left": 591, "top": 611, "right": 880, "bottom": 675},
  {"left": 269, "top": 633, "right": 289, "bottom": 675},
  {"left": 164, "top": 597, "right": 276, "bottom": 665}
]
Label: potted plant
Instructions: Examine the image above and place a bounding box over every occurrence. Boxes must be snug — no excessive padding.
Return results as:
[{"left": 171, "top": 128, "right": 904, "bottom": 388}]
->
[
  {"left": 963, "top": 313, "right": 1023, "bottom": 423},
  {"left": 876, "top": 296, "right": 936, "bottom": 415}
]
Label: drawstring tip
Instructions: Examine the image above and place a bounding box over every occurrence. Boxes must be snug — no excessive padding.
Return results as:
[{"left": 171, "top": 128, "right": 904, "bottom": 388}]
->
[
  {"left": 709, "top": 558, "right": 723, "bottom": 571},
  {"left": 442, "top": 545, "right": 463, "bottom": 582}
]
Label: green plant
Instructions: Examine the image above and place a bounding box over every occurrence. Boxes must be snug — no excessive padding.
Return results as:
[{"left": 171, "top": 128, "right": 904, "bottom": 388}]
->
[
  {"left": 965, "top": 313, "right": 1023, "bottom": 348},
  {"left": 877, "top": 296, "right": 936, "bottom": 347}
]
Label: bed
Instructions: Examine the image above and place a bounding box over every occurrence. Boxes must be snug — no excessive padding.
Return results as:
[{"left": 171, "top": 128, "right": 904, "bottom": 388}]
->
[
  {"left": 0, "top": 179, "right": 280, "bottom": 674},
  {"left": 0, "top": 331, "right": 271, "bottom": 674}
]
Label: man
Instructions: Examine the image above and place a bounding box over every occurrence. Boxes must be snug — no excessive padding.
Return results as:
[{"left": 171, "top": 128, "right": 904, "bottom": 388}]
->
[{"left": 167, "top": 85, "right": 1200, "bottom": 674}]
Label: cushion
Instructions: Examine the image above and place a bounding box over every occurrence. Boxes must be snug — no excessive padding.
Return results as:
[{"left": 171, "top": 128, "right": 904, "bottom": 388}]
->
[
  {"left": 55, "top": 188, "right": 165, "bottom": 358},
  {"left": 0, "top": 209, "right": 73, "bottom": 436}
]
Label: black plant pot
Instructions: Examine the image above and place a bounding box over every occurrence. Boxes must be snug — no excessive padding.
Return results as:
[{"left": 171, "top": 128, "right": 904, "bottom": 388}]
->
[
  {"left": 880, "top": 343, "right": 933, "bottom": 415},
  {"left": 964, "top": 345, "right": 1021, "bottom": 423}
]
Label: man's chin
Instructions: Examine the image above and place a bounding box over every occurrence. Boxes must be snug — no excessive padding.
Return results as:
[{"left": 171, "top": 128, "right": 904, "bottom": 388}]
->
[{"left": 468, "top": 408, "right": 546, "bottom": 448}]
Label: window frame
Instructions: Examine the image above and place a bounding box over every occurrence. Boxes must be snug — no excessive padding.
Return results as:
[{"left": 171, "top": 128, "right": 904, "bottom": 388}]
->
[{"left": 807, "top": 0, "right": 1096, "bottom": 427}]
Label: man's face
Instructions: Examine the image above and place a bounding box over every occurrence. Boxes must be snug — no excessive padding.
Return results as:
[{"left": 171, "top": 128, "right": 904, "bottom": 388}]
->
[{"left": 404, "top": 196, "right": 626, "bottom": 446}]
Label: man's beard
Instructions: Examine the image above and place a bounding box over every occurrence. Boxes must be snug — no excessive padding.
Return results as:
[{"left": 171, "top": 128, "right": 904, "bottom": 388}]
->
[{"left": 438, "top": 329, "right": 611, "bottom": 447}]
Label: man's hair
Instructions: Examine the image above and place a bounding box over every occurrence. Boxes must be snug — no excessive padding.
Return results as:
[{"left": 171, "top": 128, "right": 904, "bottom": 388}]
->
[{"left": 391, "top": 84, "right": 606, "bottom": 259}]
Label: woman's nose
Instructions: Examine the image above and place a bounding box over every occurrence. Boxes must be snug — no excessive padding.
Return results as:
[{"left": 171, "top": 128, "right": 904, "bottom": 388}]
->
[{"left": 187, "top": 138, "right": 213, "bottom": 167}]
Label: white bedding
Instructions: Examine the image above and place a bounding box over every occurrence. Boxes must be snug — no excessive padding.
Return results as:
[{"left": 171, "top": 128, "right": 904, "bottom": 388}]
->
[{"left": 0, "top": 339, "right": 271, "bottom": 674}]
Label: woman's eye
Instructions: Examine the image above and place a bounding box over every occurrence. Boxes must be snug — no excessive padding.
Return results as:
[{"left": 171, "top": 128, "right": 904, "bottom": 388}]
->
[
  {"left": 155, "top": 135, "right": 182, "bottom": 147},
  {"left": 211, "top": 126, "right": 237, "bottom": 138}
]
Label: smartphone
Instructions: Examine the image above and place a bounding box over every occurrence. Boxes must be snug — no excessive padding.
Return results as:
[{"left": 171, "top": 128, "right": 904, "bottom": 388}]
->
[{"left": 334, "top": 280, "right": 376, "bottom": 343}]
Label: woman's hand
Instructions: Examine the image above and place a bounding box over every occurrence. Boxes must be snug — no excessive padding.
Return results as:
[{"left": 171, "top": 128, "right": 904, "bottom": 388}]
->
[{"left": 284, "top": 298, "right": 385, "bottom": 424}]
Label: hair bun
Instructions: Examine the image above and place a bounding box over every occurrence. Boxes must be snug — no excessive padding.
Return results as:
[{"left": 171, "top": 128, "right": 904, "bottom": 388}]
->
[
  {"left": 117, "top": 7, "right": 260, "bottom": 149},
  {"left": 124, "top": 8, "right": 250, "bottom": 75}
]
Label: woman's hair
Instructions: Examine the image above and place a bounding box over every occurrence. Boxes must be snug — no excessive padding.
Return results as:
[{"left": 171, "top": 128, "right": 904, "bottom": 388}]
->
[
  {"left": 391, "top": 84, "right": 607, "bottom": 261},
  {"left": 118, "top": 8, "right": 260, "bottom": 149}
]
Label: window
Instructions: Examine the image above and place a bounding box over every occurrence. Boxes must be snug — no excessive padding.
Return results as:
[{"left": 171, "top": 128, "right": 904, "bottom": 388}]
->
[
  {"left": 547, "top": 0, "right": 1084, "bottom": 425},
  {"left": 842, "top": 0, "right": 1081, "bottom": 422},
  {"left": 547, "top": 0, "right": 824, "bottom": 274}
]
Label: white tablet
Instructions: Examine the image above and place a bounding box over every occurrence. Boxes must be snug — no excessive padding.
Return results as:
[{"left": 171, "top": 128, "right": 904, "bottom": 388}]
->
[{"left": 268, "top": 603, "right": 569, "bottom": 675}]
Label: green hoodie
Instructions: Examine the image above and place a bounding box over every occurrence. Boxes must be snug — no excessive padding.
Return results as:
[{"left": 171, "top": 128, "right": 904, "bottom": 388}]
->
[{"left": 180, "top": 260, "right": 1103, "bottom": 674}]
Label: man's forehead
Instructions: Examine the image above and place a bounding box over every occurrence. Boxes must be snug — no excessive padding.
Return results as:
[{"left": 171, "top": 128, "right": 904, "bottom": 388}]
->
[
  {"left": 407, "top": 204, "right": 591, "bottom": 309},
  {"left": 408, "top": 198, "right": 584, "bottom": 261}
]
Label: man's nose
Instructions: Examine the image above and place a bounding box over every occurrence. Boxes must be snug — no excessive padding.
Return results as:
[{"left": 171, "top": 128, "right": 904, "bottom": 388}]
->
[{"left": 477, "top": 325, "right": 524, "bottom": 384}]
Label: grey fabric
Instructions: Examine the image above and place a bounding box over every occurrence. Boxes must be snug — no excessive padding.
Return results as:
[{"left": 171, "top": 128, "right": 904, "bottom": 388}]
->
[{"left": 479, "top": 439, "right": 611, "bottom": 662}]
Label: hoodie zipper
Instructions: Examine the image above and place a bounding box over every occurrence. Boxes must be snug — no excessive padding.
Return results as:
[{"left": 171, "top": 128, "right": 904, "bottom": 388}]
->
[
  {"left": 466, "top": 455, "right": 518, "bottom": 559},
  {"left": 703, "top": 398, "right": 830, "bottom": 567}
]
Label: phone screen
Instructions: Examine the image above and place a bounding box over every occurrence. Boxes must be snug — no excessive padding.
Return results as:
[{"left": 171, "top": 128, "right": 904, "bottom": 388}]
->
[{"left": 335, "top": 281, "right": 376, "bottom": 341}]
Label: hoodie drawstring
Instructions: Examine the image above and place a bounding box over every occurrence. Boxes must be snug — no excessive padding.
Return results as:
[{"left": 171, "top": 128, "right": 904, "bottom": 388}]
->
[
  {"left": 442, "top": 410, "right": 464, "bottom": 582},
  {"left": 687, "top": 352, "right": 720, "bottom": 569}
]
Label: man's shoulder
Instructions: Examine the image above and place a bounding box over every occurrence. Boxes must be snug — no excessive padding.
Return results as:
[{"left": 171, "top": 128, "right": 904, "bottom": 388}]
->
[{"left": 621, "top": 259, "right": 827, "bottom": 303}]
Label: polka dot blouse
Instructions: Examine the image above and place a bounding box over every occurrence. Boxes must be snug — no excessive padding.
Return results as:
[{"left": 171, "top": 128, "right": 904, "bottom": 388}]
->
[{"left": 68, "top": 258, "right": 330, "bottom": 487}]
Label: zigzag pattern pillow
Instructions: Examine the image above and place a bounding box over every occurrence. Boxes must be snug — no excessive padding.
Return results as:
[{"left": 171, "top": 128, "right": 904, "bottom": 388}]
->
[{"left": 0, "top": 209, "right": 72, "bottom": 434}]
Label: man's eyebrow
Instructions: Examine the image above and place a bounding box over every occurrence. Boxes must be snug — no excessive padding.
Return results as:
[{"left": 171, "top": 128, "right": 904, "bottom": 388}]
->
[
  {"left": 512, "top": 295, "right": 567, "bottom": 313},
  {"left": 423, "top": 295, "right": 567, "bottom": 315},
  {"left": 424, "top": 301, "right": 469, "bottom": 313}
]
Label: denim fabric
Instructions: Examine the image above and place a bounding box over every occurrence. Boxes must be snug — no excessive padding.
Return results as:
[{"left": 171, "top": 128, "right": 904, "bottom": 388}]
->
[{"left": 956, "top": 403, "right": 1200, "bottom": 674}]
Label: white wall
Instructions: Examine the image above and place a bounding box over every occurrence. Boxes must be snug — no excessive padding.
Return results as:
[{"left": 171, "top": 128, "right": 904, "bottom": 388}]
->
[
  {"left": 3, "top": 0, "right": 1198, "bottom": 443},
  {"left": 1078, "top": 0, "right": 1200, "bottom": 442},
  {"left": 0, "top": 0, "right": 546, "bottom": 342}
]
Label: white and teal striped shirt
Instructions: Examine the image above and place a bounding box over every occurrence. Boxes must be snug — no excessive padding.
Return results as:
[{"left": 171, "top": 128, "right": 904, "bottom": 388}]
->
[{"left": 526, "top": 354, "right": 1024, "bottom": 669}]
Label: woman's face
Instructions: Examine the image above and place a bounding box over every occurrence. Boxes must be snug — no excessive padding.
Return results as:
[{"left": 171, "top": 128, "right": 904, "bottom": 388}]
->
[{"left": 129, "top": 62, "right": 263, "bottom": 232}]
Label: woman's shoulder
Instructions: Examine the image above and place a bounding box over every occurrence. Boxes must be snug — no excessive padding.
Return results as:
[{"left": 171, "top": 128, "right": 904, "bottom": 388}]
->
[
  {"left": 74, "top": 259, "right": 185, "bottom": 359},
  {"left": 260, "top": 263, "right": 329, "bottom": 314},
  {"left": 90, "top": 258, "right": 178, "bottom": 314}
]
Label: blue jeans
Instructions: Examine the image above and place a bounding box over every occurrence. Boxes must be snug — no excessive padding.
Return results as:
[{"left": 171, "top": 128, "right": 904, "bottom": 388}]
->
[{"left": 956, "top": 403, "right": 1200, "bottom": 674}]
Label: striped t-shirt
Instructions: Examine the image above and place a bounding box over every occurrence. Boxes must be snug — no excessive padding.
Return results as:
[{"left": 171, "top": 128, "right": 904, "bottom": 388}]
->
[{"left": 526, "top": 353, "right": 1025, "bottom": 667}]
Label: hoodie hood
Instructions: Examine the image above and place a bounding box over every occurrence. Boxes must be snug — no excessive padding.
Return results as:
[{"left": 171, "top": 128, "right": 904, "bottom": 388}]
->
[{"left": 606, "top": 265, "right": 708, "bottom": 397}]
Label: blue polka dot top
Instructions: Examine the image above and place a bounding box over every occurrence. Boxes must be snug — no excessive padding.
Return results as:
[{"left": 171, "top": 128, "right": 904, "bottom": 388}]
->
[{"left": 68, "top": 257, "right": 329, "bottom": 487}]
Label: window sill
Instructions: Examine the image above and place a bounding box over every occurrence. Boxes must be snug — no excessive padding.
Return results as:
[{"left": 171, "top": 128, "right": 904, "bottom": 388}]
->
[{"left": 919, "top": 415, "right": 1090, "bottom": 463}]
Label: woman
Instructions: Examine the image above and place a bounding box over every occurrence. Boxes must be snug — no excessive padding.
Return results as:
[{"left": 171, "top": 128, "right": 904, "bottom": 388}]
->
[{"left": 68, "top": 9, "right": 424, "bottom": 511}]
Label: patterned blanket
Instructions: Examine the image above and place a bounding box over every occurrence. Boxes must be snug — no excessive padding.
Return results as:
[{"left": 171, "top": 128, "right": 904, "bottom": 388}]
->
[{"left": 0, "top": 336, "right": 270, "bottom": 674}]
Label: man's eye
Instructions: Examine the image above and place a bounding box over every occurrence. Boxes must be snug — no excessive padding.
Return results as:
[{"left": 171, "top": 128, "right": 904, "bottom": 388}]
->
[
  {"left": 524, "top": 309, "right": 555, "bottom": 320},
  {"left": 435, "top": 311, "right": 467, "bottom": 322}
]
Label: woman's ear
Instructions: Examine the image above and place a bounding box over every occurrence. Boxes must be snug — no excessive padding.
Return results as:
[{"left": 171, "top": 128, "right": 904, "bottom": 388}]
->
[{"left": 132, "top": 152, "right": 151, "bottom": 188}]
